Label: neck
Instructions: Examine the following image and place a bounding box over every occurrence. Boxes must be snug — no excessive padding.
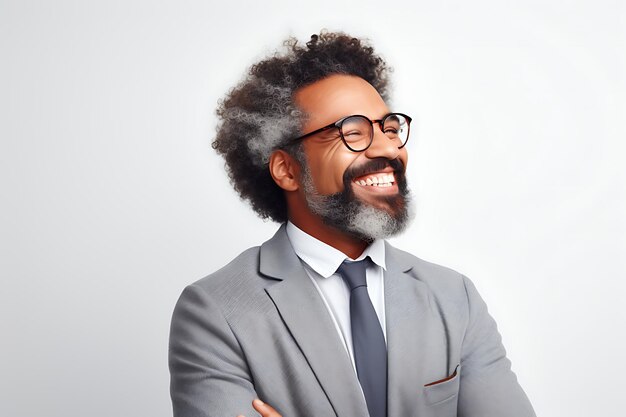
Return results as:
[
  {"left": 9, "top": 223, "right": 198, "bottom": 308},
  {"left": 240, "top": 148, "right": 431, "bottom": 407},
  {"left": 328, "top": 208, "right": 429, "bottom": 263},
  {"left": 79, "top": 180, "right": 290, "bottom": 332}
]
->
[{"left": 288, "top": 212, "right": 369, "bottom": 260}]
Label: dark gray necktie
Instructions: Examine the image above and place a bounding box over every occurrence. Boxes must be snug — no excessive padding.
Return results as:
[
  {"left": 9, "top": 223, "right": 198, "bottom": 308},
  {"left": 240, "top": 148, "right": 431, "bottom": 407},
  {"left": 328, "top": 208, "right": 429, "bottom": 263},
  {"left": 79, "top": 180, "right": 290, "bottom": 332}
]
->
[{"left": 337, "top": 259, "right": 387, "bottom": 417}]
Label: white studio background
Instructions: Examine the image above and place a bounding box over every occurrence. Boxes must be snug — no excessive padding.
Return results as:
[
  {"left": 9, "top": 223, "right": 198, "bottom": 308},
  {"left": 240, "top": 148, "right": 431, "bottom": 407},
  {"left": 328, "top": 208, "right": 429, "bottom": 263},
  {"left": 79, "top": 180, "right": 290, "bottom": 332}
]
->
[{"left": 1, "top": 1, "right": 624, "bottom": 416}]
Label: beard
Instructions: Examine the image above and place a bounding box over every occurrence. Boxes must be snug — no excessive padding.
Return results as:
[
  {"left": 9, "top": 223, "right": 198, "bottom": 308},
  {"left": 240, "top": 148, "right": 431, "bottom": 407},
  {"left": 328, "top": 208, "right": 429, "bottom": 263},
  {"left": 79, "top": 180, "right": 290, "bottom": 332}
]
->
[{"left": 300, "top": 157, "right": 414, "bottom": 242}]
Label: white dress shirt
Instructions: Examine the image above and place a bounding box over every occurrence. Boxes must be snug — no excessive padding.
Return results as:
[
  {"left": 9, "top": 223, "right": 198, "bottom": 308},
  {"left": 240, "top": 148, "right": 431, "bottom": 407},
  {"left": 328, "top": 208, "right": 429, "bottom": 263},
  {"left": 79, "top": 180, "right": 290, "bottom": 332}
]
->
[{"left": 285, "top": 221, "right": 387, "bottom": 375}]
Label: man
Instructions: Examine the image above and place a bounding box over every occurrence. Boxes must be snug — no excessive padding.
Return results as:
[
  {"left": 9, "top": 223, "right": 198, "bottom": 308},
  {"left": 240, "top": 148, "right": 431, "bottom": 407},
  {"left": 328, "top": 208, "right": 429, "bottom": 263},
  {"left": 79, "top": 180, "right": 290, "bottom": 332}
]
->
[{"left": 169, "top": 32, "right": 536, "bottom": 417}]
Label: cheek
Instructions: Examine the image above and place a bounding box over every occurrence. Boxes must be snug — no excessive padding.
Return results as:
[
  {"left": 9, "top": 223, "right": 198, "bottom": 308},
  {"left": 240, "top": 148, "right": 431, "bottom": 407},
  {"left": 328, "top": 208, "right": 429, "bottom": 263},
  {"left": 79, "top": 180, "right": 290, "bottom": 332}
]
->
[
  {"left": 321, "top": 158, "right": 355, "bottom": 193},
  {"left": 306, "top": 144, "right": 356, "bottom": 194}
]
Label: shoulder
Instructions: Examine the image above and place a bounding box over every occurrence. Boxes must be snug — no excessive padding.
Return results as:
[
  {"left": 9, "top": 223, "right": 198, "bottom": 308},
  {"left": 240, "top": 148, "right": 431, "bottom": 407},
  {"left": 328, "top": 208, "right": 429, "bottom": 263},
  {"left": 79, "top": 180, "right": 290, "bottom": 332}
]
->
[
  {"left": 386, "top": 243, "right": 473, "bottom": 302},
  {"left": 193, "top": 246, "right": 262, "bottom": 291},
  {"left": 187, "top": 246, "right": 272, "bottom": 304},
  {"left": 173, "top": 245, "right": 275, "bottom": 322}
]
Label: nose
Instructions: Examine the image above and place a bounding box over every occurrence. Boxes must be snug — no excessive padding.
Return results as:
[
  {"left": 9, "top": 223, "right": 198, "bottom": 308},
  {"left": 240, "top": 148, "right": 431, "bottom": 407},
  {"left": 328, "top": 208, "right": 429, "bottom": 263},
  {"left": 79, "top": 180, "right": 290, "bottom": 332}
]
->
[{"left": 363, "top": 124, "right": 401, "bottom": 160}]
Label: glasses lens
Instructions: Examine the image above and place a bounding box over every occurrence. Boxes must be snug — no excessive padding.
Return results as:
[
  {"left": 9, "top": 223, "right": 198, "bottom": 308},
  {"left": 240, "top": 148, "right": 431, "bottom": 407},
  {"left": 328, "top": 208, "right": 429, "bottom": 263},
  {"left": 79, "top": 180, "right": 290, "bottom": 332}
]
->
[
  {"left": 340, "top": 116, "right": 372, "bottom": 151},
  {"left": 383, "top": 114, "right": 410, "bottom": 147}
]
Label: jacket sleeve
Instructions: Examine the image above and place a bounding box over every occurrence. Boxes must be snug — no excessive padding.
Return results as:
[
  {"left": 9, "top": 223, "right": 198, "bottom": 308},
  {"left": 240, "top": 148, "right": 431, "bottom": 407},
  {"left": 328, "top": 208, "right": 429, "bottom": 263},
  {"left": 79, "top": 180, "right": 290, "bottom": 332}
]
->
[
  {"left": 169, "top": 284, "right": 259, "bottom": 417},
  {"left": 458, "top": 275, "right": 536, "bottom": 417}
]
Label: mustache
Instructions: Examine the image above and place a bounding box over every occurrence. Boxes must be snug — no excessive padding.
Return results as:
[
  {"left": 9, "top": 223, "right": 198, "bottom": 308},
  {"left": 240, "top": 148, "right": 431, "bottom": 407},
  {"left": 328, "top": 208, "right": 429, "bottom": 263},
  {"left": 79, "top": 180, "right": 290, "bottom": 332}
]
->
[{"left": 344, "top": 157, "right": 405, "bottom": 181}]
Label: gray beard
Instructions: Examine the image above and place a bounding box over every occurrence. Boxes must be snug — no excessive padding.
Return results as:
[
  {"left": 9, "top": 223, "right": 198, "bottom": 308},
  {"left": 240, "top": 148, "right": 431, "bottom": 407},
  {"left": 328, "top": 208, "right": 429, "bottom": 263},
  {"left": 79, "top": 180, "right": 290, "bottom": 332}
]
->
[{"left": 300, "top": 161, "right": 414, "bottom": 242}]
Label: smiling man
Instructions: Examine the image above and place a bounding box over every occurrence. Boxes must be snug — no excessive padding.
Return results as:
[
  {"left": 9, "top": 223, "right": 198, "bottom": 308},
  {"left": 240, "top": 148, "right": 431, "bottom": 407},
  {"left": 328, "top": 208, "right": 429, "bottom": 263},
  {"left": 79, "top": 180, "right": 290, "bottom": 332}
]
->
[
  {"left": 169, "top": 32, "right": 535, "bottom": 417},
  {"left": 276, "top": 74, "right": 411, "bottom": 259}
]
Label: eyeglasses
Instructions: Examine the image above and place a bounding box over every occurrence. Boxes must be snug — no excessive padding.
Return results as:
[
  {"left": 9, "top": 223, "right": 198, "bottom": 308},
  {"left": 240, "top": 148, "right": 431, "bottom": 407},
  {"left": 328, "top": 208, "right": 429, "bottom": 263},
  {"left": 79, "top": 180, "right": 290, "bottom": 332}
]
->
[{"left": 289, "top": 112, "right": 412, "bottom": 152}]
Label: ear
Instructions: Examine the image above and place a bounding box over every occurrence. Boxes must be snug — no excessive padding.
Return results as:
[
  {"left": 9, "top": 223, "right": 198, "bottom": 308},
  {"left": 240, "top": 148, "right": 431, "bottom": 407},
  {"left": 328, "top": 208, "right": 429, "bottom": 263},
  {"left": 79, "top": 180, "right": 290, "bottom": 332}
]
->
[{"left": 269, "top": 150, "right": 300, "bottom": 192}]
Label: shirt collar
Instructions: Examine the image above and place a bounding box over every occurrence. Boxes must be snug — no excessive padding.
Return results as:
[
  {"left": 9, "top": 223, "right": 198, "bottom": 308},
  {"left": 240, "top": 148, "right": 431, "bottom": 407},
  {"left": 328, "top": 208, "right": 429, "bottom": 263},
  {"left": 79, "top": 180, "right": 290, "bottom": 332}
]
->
[{"left": 286, "top": 221, "right": 387, "bottom": 278}]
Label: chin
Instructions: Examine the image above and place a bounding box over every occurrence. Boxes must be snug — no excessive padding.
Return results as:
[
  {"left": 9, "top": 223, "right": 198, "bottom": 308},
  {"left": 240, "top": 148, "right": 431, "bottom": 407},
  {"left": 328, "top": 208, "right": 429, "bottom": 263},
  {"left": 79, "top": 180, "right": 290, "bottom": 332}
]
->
[
  {"left": 345, "top": 196, "right": 414, "bottom": 241},
  {"left": 305, "top": 185, "right": 414, "bottom": 241},
  {"left": 301, "top": 157, "right": 414, "bottom": 241}
]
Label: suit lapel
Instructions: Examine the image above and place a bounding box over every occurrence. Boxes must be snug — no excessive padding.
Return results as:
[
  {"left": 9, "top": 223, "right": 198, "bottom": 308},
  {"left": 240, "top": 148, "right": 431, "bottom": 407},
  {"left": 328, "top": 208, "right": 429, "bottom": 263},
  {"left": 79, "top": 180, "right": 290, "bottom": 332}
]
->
[
  {"left": 384, "top": 243, "right": 434, "bottom": 416},
  {"left": 260, "top": 225, "right": 369, "bottom": 417}
]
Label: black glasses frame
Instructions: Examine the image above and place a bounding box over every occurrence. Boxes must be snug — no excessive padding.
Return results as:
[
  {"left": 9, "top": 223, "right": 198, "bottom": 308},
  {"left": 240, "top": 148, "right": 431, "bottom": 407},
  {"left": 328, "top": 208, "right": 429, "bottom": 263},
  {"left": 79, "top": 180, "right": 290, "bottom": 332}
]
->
[{"left": 289, "top": 112, "right": 412, "bottom": 152}]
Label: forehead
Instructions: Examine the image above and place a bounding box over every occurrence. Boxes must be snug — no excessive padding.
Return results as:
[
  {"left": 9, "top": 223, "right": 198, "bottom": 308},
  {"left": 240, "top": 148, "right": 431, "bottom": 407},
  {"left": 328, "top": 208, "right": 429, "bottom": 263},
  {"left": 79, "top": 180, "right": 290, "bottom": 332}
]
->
[{"left": 294, "top": 74, "right": 390, "bottom": 129}]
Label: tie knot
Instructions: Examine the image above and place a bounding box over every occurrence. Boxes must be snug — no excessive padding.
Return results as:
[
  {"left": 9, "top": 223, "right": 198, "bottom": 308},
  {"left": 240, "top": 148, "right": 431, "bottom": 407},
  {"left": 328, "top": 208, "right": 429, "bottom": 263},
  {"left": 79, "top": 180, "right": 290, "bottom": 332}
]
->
[{"left": 337, "top": 258, "right": 369, "bottom": 291}]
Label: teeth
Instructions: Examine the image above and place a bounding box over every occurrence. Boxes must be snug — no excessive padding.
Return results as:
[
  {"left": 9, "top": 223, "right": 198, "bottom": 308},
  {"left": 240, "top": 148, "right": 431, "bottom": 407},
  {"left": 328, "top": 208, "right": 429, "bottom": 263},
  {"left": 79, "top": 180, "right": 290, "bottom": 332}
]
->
[{"left": 354, "top": 173, "right": 396, "bottom": 186}]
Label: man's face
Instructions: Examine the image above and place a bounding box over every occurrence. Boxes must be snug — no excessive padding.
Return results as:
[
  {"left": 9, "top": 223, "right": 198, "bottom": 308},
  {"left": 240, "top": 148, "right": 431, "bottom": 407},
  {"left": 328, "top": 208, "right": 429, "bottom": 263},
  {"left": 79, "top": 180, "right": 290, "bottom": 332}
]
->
[{"left": 293, "top": 75, "right": 412, "bottom": 241}]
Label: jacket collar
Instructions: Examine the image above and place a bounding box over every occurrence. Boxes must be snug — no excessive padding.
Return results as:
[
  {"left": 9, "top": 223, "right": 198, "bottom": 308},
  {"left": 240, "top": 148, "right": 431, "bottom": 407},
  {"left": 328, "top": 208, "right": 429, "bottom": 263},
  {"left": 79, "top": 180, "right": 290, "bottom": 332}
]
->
[
  {"left": 260, "top": 223, "right": 413, "bottom": 280},
  {"left": 260, "top": 223, "right": 423, "bottom": 417}
]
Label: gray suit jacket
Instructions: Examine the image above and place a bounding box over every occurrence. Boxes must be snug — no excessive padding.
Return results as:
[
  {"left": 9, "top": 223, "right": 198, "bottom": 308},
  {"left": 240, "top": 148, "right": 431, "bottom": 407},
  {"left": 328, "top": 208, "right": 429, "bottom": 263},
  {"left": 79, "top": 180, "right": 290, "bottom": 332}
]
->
[{"left": 169, "top": 225, "right": 535, "bottom": 417}]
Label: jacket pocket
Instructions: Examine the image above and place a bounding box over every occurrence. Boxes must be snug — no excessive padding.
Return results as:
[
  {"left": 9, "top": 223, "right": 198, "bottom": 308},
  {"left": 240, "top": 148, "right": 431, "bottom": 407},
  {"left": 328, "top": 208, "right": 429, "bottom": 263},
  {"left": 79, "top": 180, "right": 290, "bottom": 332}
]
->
[{"left": 423, "top": 364, "right": 461, "bottom": 406}]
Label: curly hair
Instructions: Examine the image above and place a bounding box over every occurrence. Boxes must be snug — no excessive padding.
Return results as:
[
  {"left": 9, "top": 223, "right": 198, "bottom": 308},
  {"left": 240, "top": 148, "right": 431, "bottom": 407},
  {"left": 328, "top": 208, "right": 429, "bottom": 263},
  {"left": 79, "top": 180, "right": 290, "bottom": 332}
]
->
[{"left": 212, "top": 31, "right": 392, "bottom": 223}]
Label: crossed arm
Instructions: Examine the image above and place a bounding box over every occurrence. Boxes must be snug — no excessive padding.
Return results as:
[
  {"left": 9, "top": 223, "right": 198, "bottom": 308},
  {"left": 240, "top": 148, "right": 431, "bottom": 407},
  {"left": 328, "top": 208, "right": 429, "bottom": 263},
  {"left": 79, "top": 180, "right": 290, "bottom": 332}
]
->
[{"left": 169, "top": 278, "right": 535, "bottom": 417}]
